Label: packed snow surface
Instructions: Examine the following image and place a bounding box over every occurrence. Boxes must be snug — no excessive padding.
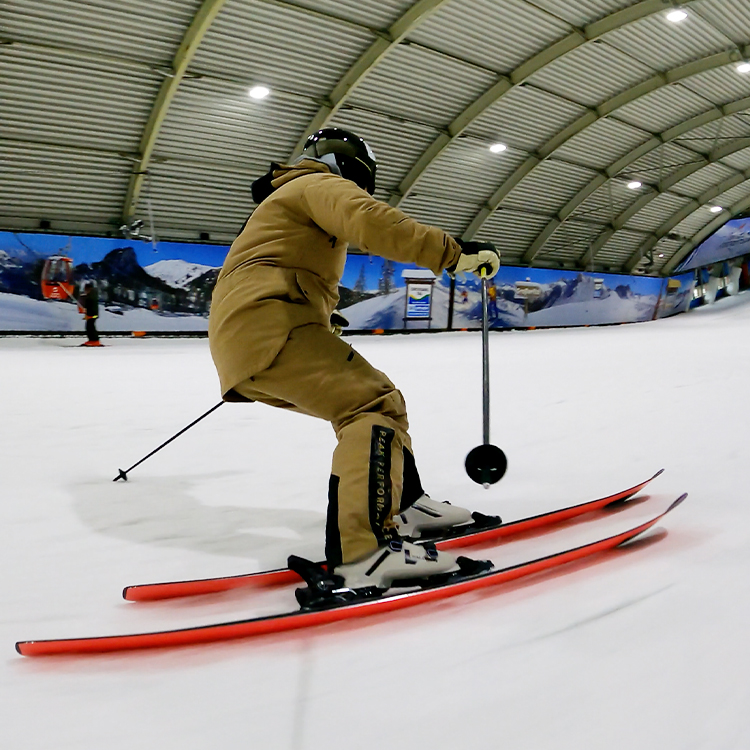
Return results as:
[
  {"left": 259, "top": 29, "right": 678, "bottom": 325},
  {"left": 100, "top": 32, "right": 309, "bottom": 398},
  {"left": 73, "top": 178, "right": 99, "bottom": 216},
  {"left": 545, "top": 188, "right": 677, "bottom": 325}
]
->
[{"left": 2, "top": 293, "right": 750, "bottom": 749}]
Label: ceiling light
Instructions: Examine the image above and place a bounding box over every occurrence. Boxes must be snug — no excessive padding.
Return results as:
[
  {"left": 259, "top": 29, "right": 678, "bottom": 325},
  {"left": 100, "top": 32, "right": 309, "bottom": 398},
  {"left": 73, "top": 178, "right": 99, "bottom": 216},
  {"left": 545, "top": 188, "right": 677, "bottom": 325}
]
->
[
  {"left": 666, "top": 9, "right": 688, "bottom": 22},
  {"left": 627, "top": 181, "right": 642, "bottom": 190},
  {"left": 709, "top": 205, "right": 723, "bottom": 213},
  {"left": 658, "top": 253, "right": 665, "bottom": 258},
  {"left": 249, "top": 85, "right": 270, "bottom": 100},
  {"left": 489, "top": 143, "right": 507, "bottom": 153},
  {"left": 737, "top": 62, "right": 750, "bottom": 74}
]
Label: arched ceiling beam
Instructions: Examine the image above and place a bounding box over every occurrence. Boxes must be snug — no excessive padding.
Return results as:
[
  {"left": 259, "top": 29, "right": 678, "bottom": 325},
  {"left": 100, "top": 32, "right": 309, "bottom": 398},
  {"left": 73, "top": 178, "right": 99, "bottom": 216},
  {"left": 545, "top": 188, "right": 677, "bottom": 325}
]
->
[
  {"left": 462, "top": 47, "right": 748, "bottom": 242},
  {"left": 577, "top": 136, "right": 750, "bottom": 269},
  {"left": 288, "top": 0, "right": 450, "bottom": 161},
  {"left": 521, "top": 95, "right": 750, "bottom": 265},
  {"left": 660, "top": 192, "right": 750, "bottom": 275},
  {"left": 387, "top": 0, "right": 682, "bottom": 207},
  {"left": 623, "top": 168, "right": 750, "bottom": 273},
  {"left": 122, "top": 0, "right": 230, "bottom": 222}
]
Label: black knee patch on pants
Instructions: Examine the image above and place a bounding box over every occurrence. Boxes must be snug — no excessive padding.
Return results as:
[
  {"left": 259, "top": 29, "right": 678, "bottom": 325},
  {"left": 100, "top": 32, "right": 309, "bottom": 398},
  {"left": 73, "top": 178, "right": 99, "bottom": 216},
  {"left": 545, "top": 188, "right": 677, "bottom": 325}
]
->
[
  {"left": 325, "top": 475, "right": 343, "bottom": 568},
  {"left": 401, "top": 447, "right": 424, "bottom": 511},
  {"left": 368, "top": 425, "right": 394, "bottom": 544}
]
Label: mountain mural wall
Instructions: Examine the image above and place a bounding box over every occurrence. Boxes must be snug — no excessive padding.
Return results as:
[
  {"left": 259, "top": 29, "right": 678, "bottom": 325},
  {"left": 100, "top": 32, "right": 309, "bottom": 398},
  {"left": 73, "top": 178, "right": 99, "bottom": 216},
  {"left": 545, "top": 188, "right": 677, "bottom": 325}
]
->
[{"left": 1, "top": 232, "right": 693, "bottom": 333}]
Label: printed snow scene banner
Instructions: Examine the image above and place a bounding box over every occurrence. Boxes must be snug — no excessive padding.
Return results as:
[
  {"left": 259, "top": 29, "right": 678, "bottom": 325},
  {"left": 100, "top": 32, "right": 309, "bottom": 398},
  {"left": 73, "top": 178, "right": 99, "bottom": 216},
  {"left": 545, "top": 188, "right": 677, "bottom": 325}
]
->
[
  {"left": 654, "top": 273, "right": 695, "bottom": 319},
  {"left": 451, "top": 267, "right": 664, "bottom": 330},
  {"left": 337, "top": 256, "right": 452, "bottom": 330},
  {"left": 676, "top": 217, "right": 750, "bottom": 272},
  {"left": 0, "top": 232, "right": 224, "bottom": 332},
  {"left": 1, "top": 231, "right": 691, "bottom": 333}
]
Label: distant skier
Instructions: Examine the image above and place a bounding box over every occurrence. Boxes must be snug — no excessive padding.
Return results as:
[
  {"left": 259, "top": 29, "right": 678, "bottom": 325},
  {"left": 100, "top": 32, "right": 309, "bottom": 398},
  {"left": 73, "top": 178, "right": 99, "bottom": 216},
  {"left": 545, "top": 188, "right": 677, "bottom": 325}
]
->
[
  {"left": 208, "top": 128, "right": 499, "bottom": 593},
  {"left": 487, "top": 281, "right": 498, "bottom": 321},
  {"left": 79, "top": 281, "right": 102, "bottom": 347}
]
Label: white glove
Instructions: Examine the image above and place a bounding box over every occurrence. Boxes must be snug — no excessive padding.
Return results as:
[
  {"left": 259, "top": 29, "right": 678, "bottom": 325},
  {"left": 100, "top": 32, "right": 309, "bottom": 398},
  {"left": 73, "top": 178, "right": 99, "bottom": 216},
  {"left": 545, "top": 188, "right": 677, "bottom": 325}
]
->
[{"left": 451, "top": 240, "right": 500, "bottom": 279}]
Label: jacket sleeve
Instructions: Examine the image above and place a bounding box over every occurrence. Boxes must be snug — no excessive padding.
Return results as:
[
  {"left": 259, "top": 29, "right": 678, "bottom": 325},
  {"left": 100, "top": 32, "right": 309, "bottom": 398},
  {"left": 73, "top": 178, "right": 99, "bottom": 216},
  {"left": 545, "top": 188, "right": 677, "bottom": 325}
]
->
[{"left": 300, "top": 174, "right": 462, "bottom": 275}]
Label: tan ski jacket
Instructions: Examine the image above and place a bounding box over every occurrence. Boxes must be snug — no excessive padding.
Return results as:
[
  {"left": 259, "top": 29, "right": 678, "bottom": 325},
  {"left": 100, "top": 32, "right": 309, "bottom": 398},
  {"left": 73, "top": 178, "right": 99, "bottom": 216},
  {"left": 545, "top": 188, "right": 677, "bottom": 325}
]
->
[{"left": 208, "top": 159, "right": 462, "bottom": 397}]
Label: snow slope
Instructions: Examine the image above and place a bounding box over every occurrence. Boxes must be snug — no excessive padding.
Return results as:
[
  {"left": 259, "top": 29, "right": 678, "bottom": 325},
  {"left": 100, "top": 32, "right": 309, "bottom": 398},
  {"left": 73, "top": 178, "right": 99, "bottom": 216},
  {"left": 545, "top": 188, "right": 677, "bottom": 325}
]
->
[{"left": 2, "top": 292, "right": 750, "bottom": 750}]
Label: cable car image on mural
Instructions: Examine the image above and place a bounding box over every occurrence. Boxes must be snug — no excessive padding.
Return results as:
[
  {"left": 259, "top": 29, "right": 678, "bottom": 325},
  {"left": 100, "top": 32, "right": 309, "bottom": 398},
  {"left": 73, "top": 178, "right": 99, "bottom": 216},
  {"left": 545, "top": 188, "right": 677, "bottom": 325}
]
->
[{"left": 40, "top": 255, "right": 74, "bottom": 301}]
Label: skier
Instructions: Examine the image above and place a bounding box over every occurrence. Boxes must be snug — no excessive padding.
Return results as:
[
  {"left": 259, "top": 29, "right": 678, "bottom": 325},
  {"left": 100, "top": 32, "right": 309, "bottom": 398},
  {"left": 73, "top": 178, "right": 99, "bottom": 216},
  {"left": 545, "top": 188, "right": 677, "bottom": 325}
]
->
[
  {"left": 208, "top": 128, "right": 500, "bottom": 593},
  {"left": 79, "top": 281, "right": 102, "bottom": 347}
]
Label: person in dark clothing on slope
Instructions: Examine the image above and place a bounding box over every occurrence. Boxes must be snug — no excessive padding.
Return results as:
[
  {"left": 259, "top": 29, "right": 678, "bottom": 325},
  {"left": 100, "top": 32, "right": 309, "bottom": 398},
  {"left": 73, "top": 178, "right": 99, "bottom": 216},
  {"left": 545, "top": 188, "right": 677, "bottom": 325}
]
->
[{"left": 80, "top": 282, "right": 101, "bottom": 347}]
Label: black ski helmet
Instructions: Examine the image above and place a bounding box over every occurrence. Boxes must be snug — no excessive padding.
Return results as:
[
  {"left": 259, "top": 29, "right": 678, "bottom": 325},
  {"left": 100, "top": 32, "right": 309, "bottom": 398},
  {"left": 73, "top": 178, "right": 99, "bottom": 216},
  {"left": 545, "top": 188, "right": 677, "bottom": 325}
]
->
[{"left": 302, "top": 128, "right": 377, "bottom": 194}]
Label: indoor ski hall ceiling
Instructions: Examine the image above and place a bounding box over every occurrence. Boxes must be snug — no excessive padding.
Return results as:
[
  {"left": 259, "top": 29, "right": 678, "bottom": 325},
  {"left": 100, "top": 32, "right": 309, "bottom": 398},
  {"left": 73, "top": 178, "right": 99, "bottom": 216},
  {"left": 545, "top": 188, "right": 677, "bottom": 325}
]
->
[{"left": 2, "top": 0, "right": 750, "bottom": 276}]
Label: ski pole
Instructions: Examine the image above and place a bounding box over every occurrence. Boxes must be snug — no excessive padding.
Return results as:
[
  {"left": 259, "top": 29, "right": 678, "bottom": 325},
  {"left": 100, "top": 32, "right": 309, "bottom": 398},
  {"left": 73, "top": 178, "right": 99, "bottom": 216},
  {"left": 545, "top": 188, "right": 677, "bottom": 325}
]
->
[
  {"left": 113, "top": 401, "right": 224, "bottom": 481},
  {"left": 464, "top": 267, "right": 508, "bottom": 488}
]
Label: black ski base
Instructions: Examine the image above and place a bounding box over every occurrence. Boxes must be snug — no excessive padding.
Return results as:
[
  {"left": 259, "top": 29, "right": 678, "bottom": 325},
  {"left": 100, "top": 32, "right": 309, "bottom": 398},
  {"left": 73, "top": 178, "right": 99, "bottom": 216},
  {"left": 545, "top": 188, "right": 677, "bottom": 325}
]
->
[{"left": 289, "top": 554, "right": 494, "bottom": 612}]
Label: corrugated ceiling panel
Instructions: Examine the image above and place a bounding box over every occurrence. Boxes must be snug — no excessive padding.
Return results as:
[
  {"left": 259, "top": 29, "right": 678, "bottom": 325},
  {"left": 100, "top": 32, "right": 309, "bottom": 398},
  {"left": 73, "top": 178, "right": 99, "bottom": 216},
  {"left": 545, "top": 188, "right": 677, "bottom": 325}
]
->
[
  {"left": 680, "top": 65, "right": 750, "bottom": 107},
  {"left": 625, "top": 142, "right": 703, "bottom": 183},
  {"left": 602, "top": 10, "right": 733, "bottom": 71},
  {"left": 650, "top": 236, "right": 683, "bottom": 273},
  {"left": 624, "top": 192, "right": 694, "bottom": 233},
  {"left": 501, "top": 159, "right": 601, "bottom": 214},
  {"left": 675, "top": 112, "right": 750, "bottom": 155},
  {"left": 671, "top": 207, "right": 717, "bottom": 237},
  {"left": 347, "top": 43, "right": 497, "bottom": 129},
  {"left": 689, "top": 0, "right": 750, "bottom": 46},
  {"left": 191, "top": 0, "right": 375, "bottom": 98},
  {"left": 525, "top": 41, "right": 655, "bottom": 108},
  {"left": 0, "top": 142, "right": 130, "bottom": 231},
  {"left": 397, "top": 194, "right": 478, "bottom": 237},
  {"left": 406, "top": 0, "right": 572, "bottom": 74},
  {"left": 134, "top": 161, "right": 254, "bottom": 242},
  {"left": 283, "top": 0, "right": 415, "bottom": 28},
  {"left": 594, "top": 229, "right": 647, "bottom": 265},
  {"left": 712, "top": 179, "right": 750, "bottom": 207},
  {"left": 465, "top": 85, "right": 588, "bottom": 153},
  {"left": 155, "top": 79, "right": 318, "bottom": 167},
  {"left": 615, "top": 83, "right": 713, "bottom": 134},
  {"left": 719, "top": 146, "right": 750, "bottom": 171},
  {"left": 527, "top": 0, "right": 638, "bottom": 28},
  {"left": 568, "top": 180, "right": 642, "bottom": 222},
  {"left": 2, "top": 0, "right": 200, "bottom": 64},
  {"left": 669, "top": 162, "right": 737, "bottom": 197},
  {"left": 330, "top": 108, "right": 440, "bottom": 195},
  {"left": 413, "top": 139, "right": 530, "bottom": 204},
  {"left": 0, "top": 44, "right": 162, "bottom": 152},
  {"left": 554, "top": 117, "right": 651, "bottom": 171},
  {"left": 475, "top": 208, "right": 552, "bottom": 261},
  {"left": 541, "top": 220, "right": 607, "bottom": 262}
]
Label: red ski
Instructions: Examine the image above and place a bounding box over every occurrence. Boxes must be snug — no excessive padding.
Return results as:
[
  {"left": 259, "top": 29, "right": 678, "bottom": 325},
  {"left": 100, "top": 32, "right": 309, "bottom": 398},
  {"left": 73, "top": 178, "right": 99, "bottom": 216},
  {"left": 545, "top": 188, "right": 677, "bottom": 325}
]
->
[
  {"left": 15, "top": 493, "right": 685, "bottom": 657},
  {"left": 123, "top": 469, "right": 664, "bottom": 602}
]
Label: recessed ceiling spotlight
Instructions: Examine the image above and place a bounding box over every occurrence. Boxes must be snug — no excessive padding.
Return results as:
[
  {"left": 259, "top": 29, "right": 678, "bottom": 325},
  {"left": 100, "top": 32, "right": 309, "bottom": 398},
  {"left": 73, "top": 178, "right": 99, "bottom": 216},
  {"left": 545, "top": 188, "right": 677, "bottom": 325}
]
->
[
  {"left": 249, "top": 85, "right": 270, "bottom": 100},
  {"left": 627, "top": 181, "right": 642, "bottom": 189},
  {"left": 737, "top": 62, "right": 750, "bottom": 74},
  {"left": 658, "top": 253, "right": 665, "bottom": 258},
  {"left": 489, "top": 143, "right": 507, "bottom": 153},
  {"left": 709, "top": 205, "right": 723, "bottom": 213},
  {"left": 666, "top": 9, "right": 688, "bottom": 22}
]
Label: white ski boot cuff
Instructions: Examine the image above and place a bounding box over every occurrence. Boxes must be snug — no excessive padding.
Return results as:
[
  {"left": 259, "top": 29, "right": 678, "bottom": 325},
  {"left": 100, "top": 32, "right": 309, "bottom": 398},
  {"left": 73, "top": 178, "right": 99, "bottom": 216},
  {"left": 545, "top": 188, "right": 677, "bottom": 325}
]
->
[{"left": 394, "top": 495, "right": 474, "bottom": 539}]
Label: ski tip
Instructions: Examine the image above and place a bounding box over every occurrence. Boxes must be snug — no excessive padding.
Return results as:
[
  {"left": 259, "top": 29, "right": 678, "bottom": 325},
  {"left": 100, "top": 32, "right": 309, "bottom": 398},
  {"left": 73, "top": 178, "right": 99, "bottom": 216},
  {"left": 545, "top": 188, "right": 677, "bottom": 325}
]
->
[
  {"left": 667, "top": 492, "right": 688, "bottom": 512},
  {"left": 15, "top": 641, "right": 29, "bottom": 656},
  {"left": 653, "top": 468, "right": 665, "bottom": 479}
]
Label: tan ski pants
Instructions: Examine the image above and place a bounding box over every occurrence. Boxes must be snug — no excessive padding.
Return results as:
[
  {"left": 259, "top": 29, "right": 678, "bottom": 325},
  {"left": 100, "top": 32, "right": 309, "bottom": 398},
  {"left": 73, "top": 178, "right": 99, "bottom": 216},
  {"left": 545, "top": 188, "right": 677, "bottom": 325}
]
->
[{"left": 232, "top": 323, "right": 416, "bottom": 566}]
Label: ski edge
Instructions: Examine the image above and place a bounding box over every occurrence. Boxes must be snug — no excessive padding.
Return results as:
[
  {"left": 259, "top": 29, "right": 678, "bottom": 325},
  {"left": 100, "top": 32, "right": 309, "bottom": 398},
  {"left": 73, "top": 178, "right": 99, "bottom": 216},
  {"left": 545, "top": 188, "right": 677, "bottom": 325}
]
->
[
  {"left": 16, "top": 491, "right": 686, "bottom": 657},
  {"left": 122, "top": 469, "right": 665, "bottom": 602}
]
